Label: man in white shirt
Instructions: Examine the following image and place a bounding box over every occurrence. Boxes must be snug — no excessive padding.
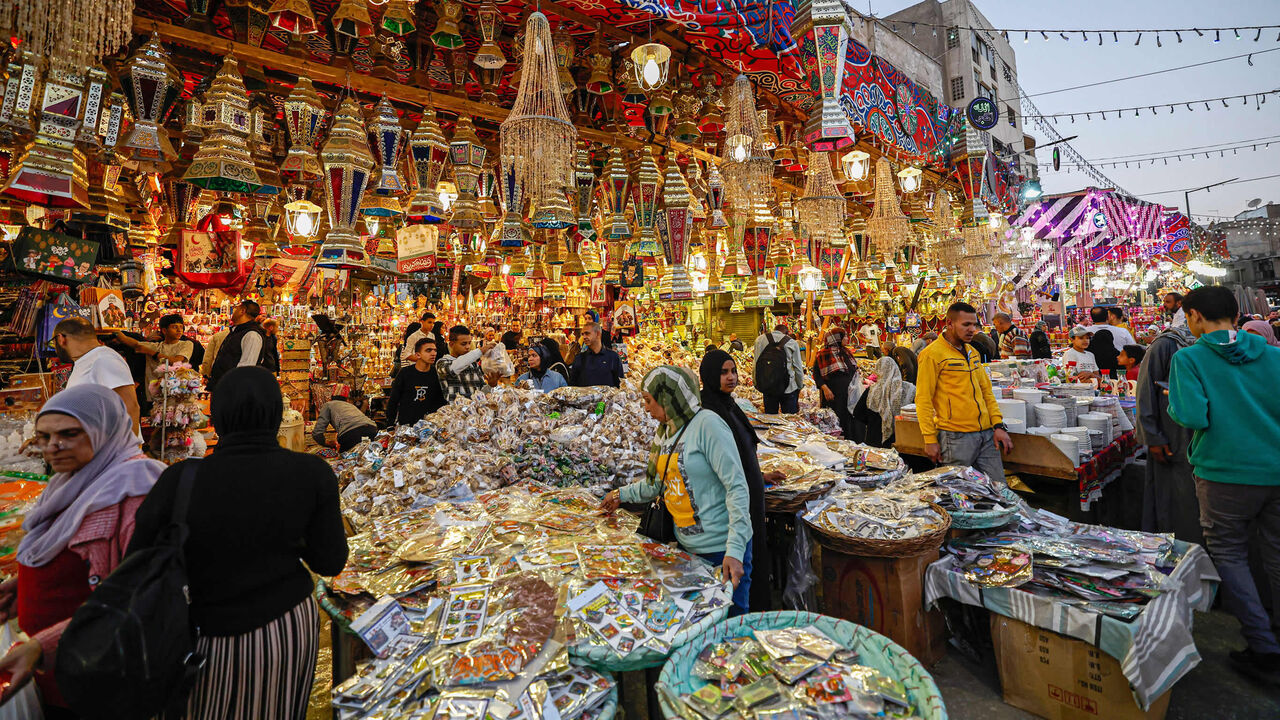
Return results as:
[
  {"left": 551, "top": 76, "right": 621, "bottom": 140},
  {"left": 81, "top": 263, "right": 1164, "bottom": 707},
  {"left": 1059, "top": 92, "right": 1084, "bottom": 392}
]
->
[
  {"left": 399, "top": 311, "right": 436, "bottom": 367},
  {"left": 1086, "top": 306, "right": 1136, "bottom": 352},
  {"left": 1163, "top": 292, "right": 1186, "bottom": 328},
  {"left": 54, "top": 316, "right": 141, "bottom": 433},
  {"left": 753, "top": 325, "right": 807, "bottom": 414}
]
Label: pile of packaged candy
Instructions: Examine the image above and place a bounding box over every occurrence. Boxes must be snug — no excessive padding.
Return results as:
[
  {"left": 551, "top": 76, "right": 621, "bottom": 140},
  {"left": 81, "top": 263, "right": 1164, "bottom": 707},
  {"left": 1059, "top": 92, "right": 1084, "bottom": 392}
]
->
[{"left": 661, "top": 624, "right": 917, "bottom": 720}]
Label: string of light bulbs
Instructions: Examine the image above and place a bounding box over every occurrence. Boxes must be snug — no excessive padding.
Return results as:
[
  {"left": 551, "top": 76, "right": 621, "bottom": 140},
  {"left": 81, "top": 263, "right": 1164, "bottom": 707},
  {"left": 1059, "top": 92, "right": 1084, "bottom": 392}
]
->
[
  {"left": 1134, "top": 173, "right": 1280, "bottom": 197},
  {"left": 1057, "top": 139, "right": 1277, "bottom": 169},
  {"left": 883, "top": 19, "right": 1280, "bottom": 45},
  {"left": 1081, "top": 134, "right": 1280, "bottom": 162},
  {"left": 1026, "top": 89, "right": 1277, "bottom": 122}
]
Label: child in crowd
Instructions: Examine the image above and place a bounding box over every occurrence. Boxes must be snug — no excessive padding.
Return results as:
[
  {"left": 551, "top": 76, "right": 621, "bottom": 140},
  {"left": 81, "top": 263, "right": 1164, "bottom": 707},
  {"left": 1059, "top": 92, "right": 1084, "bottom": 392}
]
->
[
  {"left": 1118, "top": 344, "right": 1146, "bottom": 381},
  {"left": 1061, "top": 325, "right": 1100, "bottom": 380}
]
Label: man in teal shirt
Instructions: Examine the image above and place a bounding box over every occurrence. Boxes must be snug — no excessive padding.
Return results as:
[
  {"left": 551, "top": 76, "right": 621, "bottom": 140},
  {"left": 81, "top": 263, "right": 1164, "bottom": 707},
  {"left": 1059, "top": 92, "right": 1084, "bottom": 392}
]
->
[{"left": 1168, "top": 285, "right": 1280, "bottom": 682}]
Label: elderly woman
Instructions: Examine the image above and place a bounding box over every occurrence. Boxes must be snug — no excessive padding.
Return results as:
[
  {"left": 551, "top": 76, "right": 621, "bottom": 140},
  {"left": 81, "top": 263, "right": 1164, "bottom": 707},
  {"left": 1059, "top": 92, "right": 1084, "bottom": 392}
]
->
[
  {"left": 601, "top": 366, "right": 753, "bottom": 614},
  {"left": 518, "top": 344, "right": 569, "bottom": 392},
  {"left": 699, "top": 350, "right": 773, "bottom": 611},
  {"left": 853, "top": 355, "right": 917, "bottom": 448},
  {"left": 0, "top": 385, "right": 164, "bottom": 715},
  {"left": 1243, "top": 319, "right": 1280, "bottom": 347},
  {"left": 127, "top": 367, "right": 347, "bottom": 720},
  {"left": 813, "top": 328, "right": 859, "bottom": 439}
]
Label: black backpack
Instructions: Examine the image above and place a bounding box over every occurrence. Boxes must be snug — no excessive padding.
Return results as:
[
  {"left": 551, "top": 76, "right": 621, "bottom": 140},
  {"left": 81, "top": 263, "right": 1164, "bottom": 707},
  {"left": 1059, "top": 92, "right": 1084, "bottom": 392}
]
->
[
  {"left": 755, "top": 334, "right": 792, "bottom": 396},
  {"left": 56, "top": 462, "right": 204, "bottom": 720}
]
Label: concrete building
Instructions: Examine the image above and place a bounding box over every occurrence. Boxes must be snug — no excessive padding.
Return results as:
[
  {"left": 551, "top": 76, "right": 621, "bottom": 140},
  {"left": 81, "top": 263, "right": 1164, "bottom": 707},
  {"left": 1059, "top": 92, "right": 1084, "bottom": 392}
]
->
[
  {"left": 885, "top": 0, "right": 1035, "bottom": 178},
  {"left": 1220, "top": 202, "right": 1280, "bottom": 300}
]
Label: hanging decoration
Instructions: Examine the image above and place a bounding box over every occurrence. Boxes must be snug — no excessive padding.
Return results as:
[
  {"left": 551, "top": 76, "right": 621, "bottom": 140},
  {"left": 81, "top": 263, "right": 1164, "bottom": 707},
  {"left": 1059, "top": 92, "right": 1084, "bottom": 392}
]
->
[
  {"left": 501, "top": 11, "right": 577, "bottom": 231},
  {"left": 367, "top": 96, "right": 407, "bottom": 195},
  {"left": 474, "top": 1, "right": 507, "bottom": 69},
  {"left": 660, "top": 159, "right": 694, "bottom": 300},
  {"left": 406, "top": 107, "right": 450, "bottom": 224},
  {"left": 601, "top": 146, "right": 632, "bottom": 241},
  {"left": 795, "top": 0, "right": 854, "bottom": 151},
  {"left": 280, "top": 77, "right": 326, "bottom": 184},
  {"left": 0, "top": 0, "right": 132, "bottom": 70},
  {"left": 318, "top": 96, "right": 376, "bottom": 267},
  {"left": 630, "top": 41, "right": 672, "bottom": 92},
  {"left": 267, "top": 0, "right": 320, "bottom": 36},
  {"left": 796, "top": 152, "right": 845, "bottom": 248},
  {"left": 331, "top": 0, "right": 374, "bottom": 39},
  {"left": 3, "top": 65, "right": 90, "bottom": 207},
  {"left": 183, "top": 56, "right": 262, "bottom": 193},
  {"left": 447, "top": 116, "right": 486, "bottom": 229},
  {"left": 118, "top": 37, "right": 183, "bottom": 171},
  {"left": 629, "top": 146, "right": 663, "bottom": 257},
  {"left": 865, "top": 160, "right": 911, "bottom": 257},
  {"left": 431, "top": 0, "right": 465, "bottom": 48}
]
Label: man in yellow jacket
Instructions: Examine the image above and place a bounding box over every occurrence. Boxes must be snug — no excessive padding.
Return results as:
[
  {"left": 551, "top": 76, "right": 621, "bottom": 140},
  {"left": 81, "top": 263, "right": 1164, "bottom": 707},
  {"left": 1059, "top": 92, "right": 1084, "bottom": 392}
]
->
[{"left": 916, "top": 302, "right": 1013, "bottom": 481}]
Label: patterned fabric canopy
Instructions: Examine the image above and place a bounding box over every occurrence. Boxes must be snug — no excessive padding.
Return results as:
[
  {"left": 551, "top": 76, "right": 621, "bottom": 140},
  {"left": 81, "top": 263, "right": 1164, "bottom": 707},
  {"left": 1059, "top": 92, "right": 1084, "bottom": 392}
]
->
[{"left": 1013, "top": 189, "right": 1168, "bottom": 244}]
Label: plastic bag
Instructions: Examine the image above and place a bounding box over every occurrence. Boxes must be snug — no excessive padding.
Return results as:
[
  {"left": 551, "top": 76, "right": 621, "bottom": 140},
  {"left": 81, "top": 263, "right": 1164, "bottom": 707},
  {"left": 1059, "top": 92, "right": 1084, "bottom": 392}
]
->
[
  {"left": 782, "top": 513, "right": 818, "bottom": 611},
  {"left": 482, "top": 344, "right": 516, "bottom": 377},
  {"left": 0, "top": 624, "right": 43, "bottom": 720},
  {"left": 846, "top": 370, "right": 864, "bottom": 414}
]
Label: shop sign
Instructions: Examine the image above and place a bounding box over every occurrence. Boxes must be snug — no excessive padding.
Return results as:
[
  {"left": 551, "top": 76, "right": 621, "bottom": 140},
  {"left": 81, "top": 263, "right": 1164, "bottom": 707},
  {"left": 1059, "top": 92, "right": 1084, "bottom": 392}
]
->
[
  {"left": 397, "top": 224, "right": 438, "bottom": 273},
  {"left": 966, "top": 97, "right": 999, "bottom": 131}
]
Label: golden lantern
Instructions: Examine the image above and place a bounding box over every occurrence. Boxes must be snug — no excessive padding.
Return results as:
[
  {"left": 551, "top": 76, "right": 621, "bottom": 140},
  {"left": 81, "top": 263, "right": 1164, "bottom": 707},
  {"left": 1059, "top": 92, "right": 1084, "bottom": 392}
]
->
[
  {"left": 474, "top": 0, "right": 506, "bottom": 69},
  {"left": 280, "top": 77, "right": 326, "bottom": 184},
  {"left": 448, "top": 117, "right": 486, "bottom": 229},
  {"left": 318, "top": 96, "right": 376, "bottom": 267},
  {"left": 331, "top": 0, "right": 374, "bottom": 39},
  {"left": 380, "top": 0, "right": 416, "bottom": 35},
  {"left": 431, "top": 0, "right": 464, "bottom": 48},
  {"left": 630, "top": 42, "right": 671, "bottom": 92},
  {"left": 183, "top": 56, "right": 262, "bottom": 193}
]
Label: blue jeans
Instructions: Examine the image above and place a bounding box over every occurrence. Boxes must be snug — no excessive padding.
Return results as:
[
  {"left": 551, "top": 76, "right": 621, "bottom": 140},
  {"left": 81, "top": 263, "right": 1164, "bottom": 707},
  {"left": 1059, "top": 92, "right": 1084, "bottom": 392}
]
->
[
  {"left": 1195, "top": 477, "right": 1280, "bottom": 654},
  {"left": 938, "top": 428, "right": 1005, "bottom": 482},
  {"left": 698, "top": 541, "right": 753, "bottom": 616}
]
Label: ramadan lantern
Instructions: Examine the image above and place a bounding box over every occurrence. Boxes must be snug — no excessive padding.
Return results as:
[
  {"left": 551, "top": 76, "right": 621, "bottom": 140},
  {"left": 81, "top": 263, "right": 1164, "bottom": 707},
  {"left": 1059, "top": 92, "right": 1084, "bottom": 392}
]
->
[
  {"left": 474, "top": 0, "right": 506, "bottom": 69},
  {"left": 447, "top": 116, "right": 485, "bottom": 229},
  {"left": 497, "top": 158, "right": 527, "bottom": 247},
  {"left": 183, "top": 56, "right": 262, "bottom": 193},
  {"left": 601, "top": 147, "right": 630, "bottom": 239},
  {"left": 630, "top": 146, "right": 662, "bottom": 257},
  {"left": 406, "top": 107, "right": 449, "bottom": 223},
  {"left": 573, "top": 142, "right": 596, "bottom": 244},
  {"left": 795, "top": 0, "right": 855, "bottom": 151},
  {"left": 318, "top": 96, "right": 376, "bottom": 267},
  {"left": 118, "top": 37, "right": 182, "bottom": 171},
  {"left": 367, "top": 96, "right": 407, "bottom": 195},
  {"left": 3, "top": 65, "right": 90, "bottom": 207},
  {"left": 661, "top": 160, "right": 694, "bottom": 300},
  {"left": 280, "top": 77, "right": 326, "bottom": 184}
]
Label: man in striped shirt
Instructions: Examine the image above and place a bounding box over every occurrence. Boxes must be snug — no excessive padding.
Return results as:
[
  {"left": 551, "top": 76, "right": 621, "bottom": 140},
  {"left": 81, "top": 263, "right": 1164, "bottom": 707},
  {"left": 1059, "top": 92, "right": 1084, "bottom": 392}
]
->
[{"left": 993, "top": 313, "right": 1031, "bottom": 360}]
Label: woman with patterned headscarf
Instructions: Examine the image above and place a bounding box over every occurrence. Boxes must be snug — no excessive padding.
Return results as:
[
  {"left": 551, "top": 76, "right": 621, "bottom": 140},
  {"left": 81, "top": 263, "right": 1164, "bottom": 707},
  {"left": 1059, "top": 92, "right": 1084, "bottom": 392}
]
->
[
  {"left": 813, "top": 328, "right": 858, "bottom": 439},
  {"left": 601, "top": 365, "right": 754, "bottom": 614}
]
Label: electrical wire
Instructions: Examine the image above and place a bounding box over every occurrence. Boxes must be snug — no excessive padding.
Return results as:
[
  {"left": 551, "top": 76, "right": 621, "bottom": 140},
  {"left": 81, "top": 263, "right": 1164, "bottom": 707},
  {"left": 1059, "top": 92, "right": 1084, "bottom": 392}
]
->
[
  {"left": 1132, "top": 173, "right": 1280, "bottom": 197},
  {"left": 1075, "top": 134, "right": 1280, "bottom": 161},
  {"left": 1024, "top": 89, "right": 1278, "bottom": 119}
]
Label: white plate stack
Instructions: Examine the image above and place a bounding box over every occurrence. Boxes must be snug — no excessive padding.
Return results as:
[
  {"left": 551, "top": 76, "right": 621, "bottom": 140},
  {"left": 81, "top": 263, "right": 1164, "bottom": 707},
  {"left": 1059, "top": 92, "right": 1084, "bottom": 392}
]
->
[
  {"left": 1050, "top": 433, "right": 1081, "bottom": 466},
  {"left": 1062, "top": 426, "right": 1092, "bottom": 458},
  {"left": 1005, "top": 418, "right": 1027, "bottom": 434},
  {"left": 1045, "top": 395, "right": 1079, "bottom": 425},
  {"left": 1028, "top": 426, "right": 1057, "bottom": 436},
  {"left": 1079, "top": 411, "right": 1114, "bottom": 445},
  {"left": 1033, "top": 403, "right": 1068, "bottom": 429},
  {"left": 996, "top": 399, "right": 1027, "bottom": 427},
  {"left": 1091, "top": 396, "right": 1135, "bottom": 433},
  {"left": 1012, "top": 388, "right": 1046, "bottom": 406}
]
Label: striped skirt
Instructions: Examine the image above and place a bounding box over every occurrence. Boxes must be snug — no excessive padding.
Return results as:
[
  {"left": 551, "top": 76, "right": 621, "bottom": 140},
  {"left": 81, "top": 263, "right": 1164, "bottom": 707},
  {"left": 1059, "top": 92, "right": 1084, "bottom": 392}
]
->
[{"left": 172, "top": 597, "right": 319, "bottom": 720}]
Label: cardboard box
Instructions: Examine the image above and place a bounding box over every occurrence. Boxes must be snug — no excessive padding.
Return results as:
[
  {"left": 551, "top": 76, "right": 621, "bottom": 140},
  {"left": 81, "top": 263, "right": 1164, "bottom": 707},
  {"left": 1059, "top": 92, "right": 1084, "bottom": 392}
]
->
[
  {"left": 818, "top": 546, "right": 946, "bottom": 666},
  {"left": 991, "top": 615, "right": 1170, "bottom": 720}
]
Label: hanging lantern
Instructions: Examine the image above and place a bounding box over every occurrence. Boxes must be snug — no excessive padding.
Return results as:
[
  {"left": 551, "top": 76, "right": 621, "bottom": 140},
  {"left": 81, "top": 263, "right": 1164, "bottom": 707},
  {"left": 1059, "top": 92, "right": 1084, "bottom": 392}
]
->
[
  {"left": 572, "top": 142, "right": 596, "bottom": 244},
  {"left": 795, "top": 0, "right": 854, "bottom": 151},
  {"left": 245, "top": 195, "right": 281, "bottom": 255},
  {"left": 619, "top": 59, "right": 647, "bottom": 105},
  {"left": 661, "top": 160, "right": 694, "bottom": 300},
  {"left": 380, "top": 0, "right": 417, "bottom": 35},
  {"left": 318, "top": 96, "right": 376, "bottom": 267},
  {"left": 76, "top": 66, "right": 110, "bottom": 146},
  {"left": 497, "top": 158, "right": 527, "bottom": 247},
  {"left": 897, "top": 165, "right": 923, "bottom": 193},
  {"left": 3, "top": 66, "right": 90, "bottom": 207},
  {"left": 705, "top": 163, "right": 728, "bottom": 229},
  {"left": 696, "top": 68, "right": 725, "bottom": 133},
  {"left": 840, "top": 149, "right": 870, "bottom": 183},
  {"left": 331, "top": 0, "right": 374, "bottom": 39},
  {"left": 797, "top": 152, "right": 844, "bottom": 248},
  {"left": 71, "top": 156, "right": 128, "bottom": 230},
  {"left": 249, "top": 105, "right": 284, "bottom": 195},
  {"left": 630, "top": 42, "right": 671, "bottom": 92},
  {"left": 366, "top": 96, "right": 407, "bottom": 194},
  {"left": 629, "top": 146, "right": 662, "bottom": 257},
  {"left": 162, "top": 178, "right": 201, "bottom": 246},
  {"left": 183, "top": 56, "right": 262, "bottom": 193},
  {"left": 280, "top": 77, "right": 326, "bottom": 184},
  {"left": 866, "top": 160, "right": 911, "bottom": 256},
  {"left": 267, "top": 0, "right": 320, "bottom": 35},
  {"left": 405, "top": 107, "right": 450, "bottom": 223},
  {"left": 474, "top": 0, "right": 506, "bottom": 69},
  {"left": 601, "top": 147, "right": 632, "bottom": 239},
  {"left": 551, "top": 22, "right": 576, "bottom": 95},
  {"left": 501, "top": 12, "right": 577, "bottom": 229},
  {"left": 478, "top": 163, "right": 501, "bottom": 222},
  {"left": 447, "top": 116, "right": 486, "bottom": 228},
  {"left": 819, "top": 285, "right": 850, "bottom": 315},
  {"left": 585, "top": 32, "right": 613, "bottom": 95},
  {"left": 118, "top": 37, "right": 182, "bottom": 171},
  {"left": 431, "top": 0, "right": 465, "bottom": 48}
]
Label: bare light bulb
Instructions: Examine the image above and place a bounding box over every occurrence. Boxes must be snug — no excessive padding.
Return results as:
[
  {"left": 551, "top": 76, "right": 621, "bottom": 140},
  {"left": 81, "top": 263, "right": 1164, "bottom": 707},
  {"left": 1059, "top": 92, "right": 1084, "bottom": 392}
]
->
[
  {"left": 643, "top": 55, "right": 661, "bottom": 86},
  {"left": 295, "top": 213, "right": 314, "bottom": 236},
  {"left": 733, "top": 143, "right": 747, "bottom": 162}
]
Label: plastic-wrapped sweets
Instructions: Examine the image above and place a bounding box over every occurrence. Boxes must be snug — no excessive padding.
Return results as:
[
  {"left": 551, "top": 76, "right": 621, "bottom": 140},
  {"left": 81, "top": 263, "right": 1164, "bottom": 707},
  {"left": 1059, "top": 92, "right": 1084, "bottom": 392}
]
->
[{"left": 671, "top": 625, "right": 915, "bottom": 720}]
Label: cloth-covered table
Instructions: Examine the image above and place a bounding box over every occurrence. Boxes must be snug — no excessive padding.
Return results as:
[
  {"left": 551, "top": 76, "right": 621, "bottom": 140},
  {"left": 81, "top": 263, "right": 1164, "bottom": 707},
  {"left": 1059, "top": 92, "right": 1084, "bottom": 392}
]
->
[
  {"left": 1078, "top": 430, "right": 1138, "bottom": 509},
  {"left": 924, "top": 541, "right": 1218, "bottom": 710}
]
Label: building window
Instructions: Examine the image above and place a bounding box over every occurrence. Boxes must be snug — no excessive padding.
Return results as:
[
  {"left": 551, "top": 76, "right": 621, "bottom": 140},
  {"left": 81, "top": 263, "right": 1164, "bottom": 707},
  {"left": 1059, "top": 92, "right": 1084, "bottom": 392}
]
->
[
  {"left": 1257, "top": 260, "right": 1275, "bottom": 280},
  {"left": 947, "top": 28, "right": 959, "bottom": 49},
  {"left": 1007, "top": 105, "right": 1016, "bottom": 127},
  {"left": 978, "top": 82, "right": 992, "bottom": 100},
  {"left": 951, "top": 77, "right": 964, "bottom": 101},
  {"left": 1003, "top": 62, "right": 1012, "bottom": 82}
]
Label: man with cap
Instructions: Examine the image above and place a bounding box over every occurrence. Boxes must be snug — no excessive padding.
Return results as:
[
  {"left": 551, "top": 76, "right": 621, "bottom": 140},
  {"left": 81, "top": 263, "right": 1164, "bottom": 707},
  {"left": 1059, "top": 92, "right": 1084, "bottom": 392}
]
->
[{"left": 312, "top": 387, "right": 378, "bottom": 451}]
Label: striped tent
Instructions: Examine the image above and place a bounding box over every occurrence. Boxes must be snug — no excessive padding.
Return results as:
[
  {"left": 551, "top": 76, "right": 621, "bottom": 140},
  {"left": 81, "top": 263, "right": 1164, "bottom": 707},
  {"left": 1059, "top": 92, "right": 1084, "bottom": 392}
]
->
[{"left": 1012, "top": 188, "right": 1168, "bottom": 246}]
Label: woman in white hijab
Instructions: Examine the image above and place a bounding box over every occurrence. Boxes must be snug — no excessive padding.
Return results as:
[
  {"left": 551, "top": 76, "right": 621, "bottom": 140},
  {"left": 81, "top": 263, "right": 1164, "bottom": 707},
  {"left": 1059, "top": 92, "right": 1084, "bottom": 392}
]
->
[
  {"left": 858, "top": 355, "right": 916, "bottom": 448},
  {"left": 0, "top": 385, "right": 163, "bottom": 715}
]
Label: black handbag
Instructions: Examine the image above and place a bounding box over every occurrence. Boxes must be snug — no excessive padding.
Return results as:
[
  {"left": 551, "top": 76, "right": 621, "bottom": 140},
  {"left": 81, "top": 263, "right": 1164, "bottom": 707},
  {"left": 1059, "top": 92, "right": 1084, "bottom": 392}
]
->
[{"left": 637, "top": 413, "right": 695, "bottom": 543}]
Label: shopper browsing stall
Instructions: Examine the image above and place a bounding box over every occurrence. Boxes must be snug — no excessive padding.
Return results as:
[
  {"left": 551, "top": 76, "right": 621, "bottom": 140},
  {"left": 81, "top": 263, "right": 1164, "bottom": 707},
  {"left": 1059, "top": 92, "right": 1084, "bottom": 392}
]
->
[
  {"left": 1164, "top": 292, "right": 1186, "bottom": 327},
  {"left": 752, "top": 324, "right": 806, "bottom": 414},
  {"left": 54, "top": 316, "right": 141, "bottom": 435},
  {"left": 915, "top": 302, "right": 1012, "bottom": 482},
  {"left": 993, "top": 313, "right": 1031, "bottom": 360},
  {"left": 112, "top": 313, "right": 194, "bottom": 403},
  {"left": 698, "top": 350, "right": 772, "bottom": 612},
  {"left": 1118, "top": 344, "right": 1145, "bottom": 381},
  {"left": 1087, "top": 306, "right": 1136, "bottom": 352},
  {"left": 1168, "top": 286, "right": 1280, "bottom": 681},
  {"left": 854, "top": 355, "right": 916, "bottom": 448},
  {"left": 601, "top": 366, "right": 753, "bottom": 615},
  {"left": 385, "top": 338, "right": 446, "bottom": 427},
  {"left": 570, "top": 322, "right": 623, "bottom": 388},
  {"left": 127, "top": 367, "right": 348, "bottom": 720},
  {"left": 0, "top": 386, "right": 165, "bottom": 714},
  {"left": 1135, "top": 322, "right": 1200, "bottom": 545},
  {"left": 312, "top": 389, "right": 378, "bottom": 451},
  {"left": 517, "top": 343, "right": 568, "bottom": 392},
  {"left": 261, "top": 318, "right": 280, "bottom": 373},
  {"left": 437, "top": 325, "right": 500, "bottom": 402},
  {"left": 1029, "top": 322, "right": 1053, "bottom": 359},
  {"left": 207, "top": 300, "right": 267, "bottom": 390},
  {"left": 399, "top": 311, "right": 436, "bottom": 367},
  {"left": 1062, "top": 325, "right": 1101, "bottom": 379},
  {"left": 812, "top": 328, "right": 859, "bottom": 439}
]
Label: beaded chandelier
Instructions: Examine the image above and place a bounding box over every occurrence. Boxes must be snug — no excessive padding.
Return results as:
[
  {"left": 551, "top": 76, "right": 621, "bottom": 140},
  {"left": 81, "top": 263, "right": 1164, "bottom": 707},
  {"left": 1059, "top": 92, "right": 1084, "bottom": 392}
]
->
[{"left": 864, "top": 159, "right": 911, "bottom": 257}]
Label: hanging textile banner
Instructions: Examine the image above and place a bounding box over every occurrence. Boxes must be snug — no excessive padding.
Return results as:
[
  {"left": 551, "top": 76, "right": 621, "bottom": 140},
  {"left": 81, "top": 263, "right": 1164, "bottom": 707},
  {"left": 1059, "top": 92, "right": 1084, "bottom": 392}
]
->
[
  {"left": 177, "top": 228, "right": 247, "bottom": 289},
  {"left": 397, "top": 224, "right": 438, "bottom": 273},
  {"left": 13, "top": 227, "right": 98, "bottom": 283}
]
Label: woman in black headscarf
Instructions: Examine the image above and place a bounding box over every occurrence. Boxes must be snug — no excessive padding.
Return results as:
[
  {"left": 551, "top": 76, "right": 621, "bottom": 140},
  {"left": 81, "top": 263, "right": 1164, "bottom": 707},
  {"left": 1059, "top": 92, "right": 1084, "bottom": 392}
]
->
[
  {"left": 699, "top": 350, "right": 772, "bottom": 612},
  {"left": 538, "top": 337, "right": 571, "bottom": 380},
  {"left": 127, "top": 367, "right": 347, "bottom": 720},
  {"left": 431, "top": 321, "right": 447, "bottom": 357}
]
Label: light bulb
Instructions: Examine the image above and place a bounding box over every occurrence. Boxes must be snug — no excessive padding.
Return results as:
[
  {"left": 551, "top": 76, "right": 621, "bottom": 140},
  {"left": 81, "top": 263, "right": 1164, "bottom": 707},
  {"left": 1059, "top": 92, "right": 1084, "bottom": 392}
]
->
[
  {"left": 733, "top": 143, "right": 747, "bottom": 162},
  {"left": 643, "top": 56, "right": 661, "bottom": 86},
  {"left": 295, "top": 213, "right": 314, "bottom": 236}
]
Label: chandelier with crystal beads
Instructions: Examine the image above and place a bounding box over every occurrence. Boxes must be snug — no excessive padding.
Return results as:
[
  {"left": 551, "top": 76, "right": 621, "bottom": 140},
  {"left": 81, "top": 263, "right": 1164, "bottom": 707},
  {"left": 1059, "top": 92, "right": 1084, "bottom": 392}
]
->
[{"left": 864, "top": 160, "right": 911, "bottom": 257}]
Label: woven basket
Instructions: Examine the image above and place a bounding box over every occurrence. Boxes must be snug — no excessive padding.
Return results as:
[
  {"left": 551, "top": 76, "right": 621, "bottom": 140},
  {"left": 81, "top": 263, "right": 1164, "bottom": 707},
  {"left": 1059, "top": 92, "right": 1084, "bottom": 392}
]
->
[
  {"left": 655, "top": 611, "right": 947, "bottom": 720},
  {"left": 569, "top": 598, "right": 732, "bottom": 672},
  {"left": 945, "top": 486, "right": 1024, "bottom": 530},
  {"left": 765, "top": 479, "right": 837, "bottom": 514},
  {"left": 805, "top": 503, "right": 951, "bottom": 557}
]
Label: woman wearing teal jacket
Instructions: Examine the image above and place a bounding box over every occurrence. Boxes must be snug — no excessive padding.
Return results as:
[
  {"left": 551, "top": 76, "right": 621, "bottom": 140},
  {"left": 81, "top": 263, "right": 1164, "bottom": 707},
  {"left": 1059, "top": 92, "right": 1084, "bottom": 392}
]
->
[{"left": 601, "top": 365, "right": 754, "bottom": 614}]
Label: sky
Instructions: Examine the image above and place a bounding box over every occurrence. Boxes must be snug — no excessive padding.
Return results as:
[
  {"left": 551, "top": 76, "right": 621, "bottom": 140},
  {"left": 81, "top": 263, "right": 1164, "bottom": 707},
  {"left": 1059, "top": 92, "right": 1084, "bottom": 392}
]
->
[{"left": 863, "top": 0, "right": 1280, "bottom": 222}]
